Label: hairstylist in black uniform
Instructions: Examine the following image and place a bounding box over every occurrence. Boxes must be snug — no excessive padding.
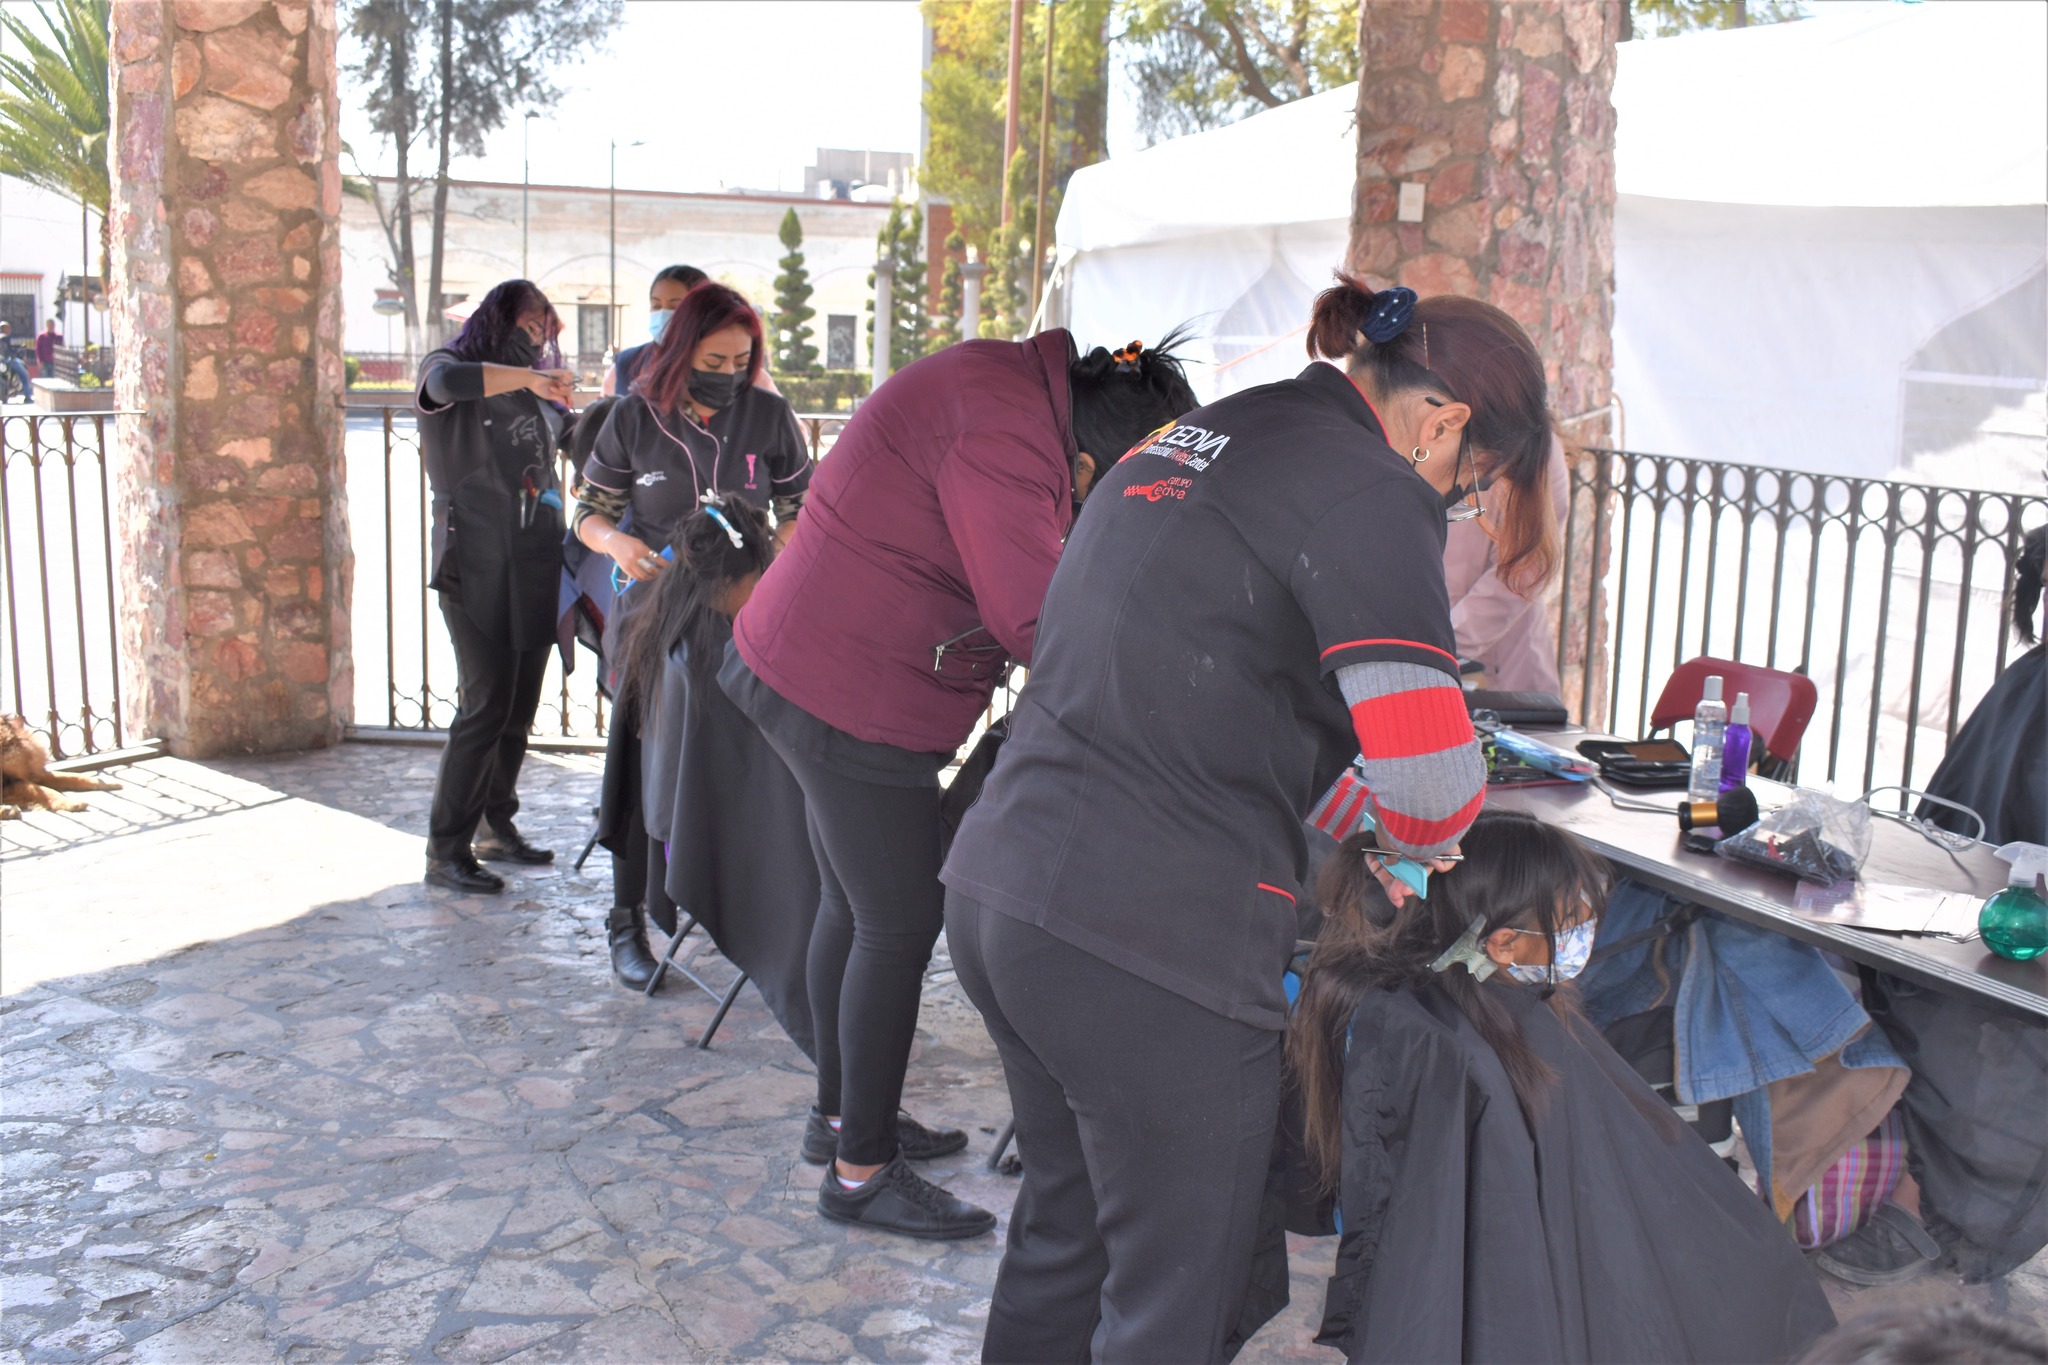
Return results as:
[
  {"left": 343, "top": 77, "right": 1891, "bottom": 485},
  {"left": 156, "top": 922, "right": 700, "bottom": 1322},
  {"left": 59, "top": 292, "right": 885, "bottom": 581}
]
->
[
  {"left": 416, "top": 279, "right": 573, "bottom": 894},
  {"left": 604, "top": 264, "right": 707, "bottom": 398},
  {"left": 573, "top": 282, "right": 812, "bottom": 986},
  {"left": 941, "top": 279, "right": 1559, "bottom": 1362}
]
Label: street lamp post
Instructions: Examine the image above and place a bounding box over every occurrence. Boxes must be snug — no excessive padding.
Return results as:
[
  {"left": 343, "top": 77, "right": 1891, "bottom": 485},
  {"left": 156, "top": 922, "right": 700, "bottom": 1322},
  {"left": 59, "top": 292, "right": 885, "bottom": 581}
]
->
[
  {"left": 608, "top": 138, "right": 646, "bottom": 366},
  {"left": 521, "top": 111, "right": 539, "bottom": 279}
]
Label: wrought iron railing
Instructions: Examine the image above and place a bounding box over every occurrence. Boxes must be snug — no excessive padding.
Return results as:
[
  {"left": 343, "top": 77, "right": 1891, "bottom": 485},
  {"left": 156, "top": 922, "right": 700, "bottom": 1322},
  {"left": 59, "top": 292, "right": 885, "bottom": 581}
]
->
[
  {"left": 1559, "top": 451, "right": 2046, "bottom": 797},
  {"left": 345, "top": 399, "right": 845, "bottom": 741},
  {"left": 6, "top": 402, "right": 2040, "bottom": 802},
  {"left": 0, "top": 411, "right": 125, "bottom": 757}
]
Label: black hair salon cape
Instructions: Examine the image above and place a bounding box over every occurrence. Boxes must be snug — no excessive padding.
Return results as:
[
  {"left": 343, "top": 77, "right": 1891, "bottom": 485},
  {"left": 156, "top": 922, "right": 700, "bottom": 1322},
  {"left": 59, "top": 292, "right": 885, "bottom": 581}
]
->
[
  {"left": 638, "top": 622, "right": 820, "bottom": 1059},
  {"left": 1312, "top": 983, "right": 1836, "bottom": 1364}
]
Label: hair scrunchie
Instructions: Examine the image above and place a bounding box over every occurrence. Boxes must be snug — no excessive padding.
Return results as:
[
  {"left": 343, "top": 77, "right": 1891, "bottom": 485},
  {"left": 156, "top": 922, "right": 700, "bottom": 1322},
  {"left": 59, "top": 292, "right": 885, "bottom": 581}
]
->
[
  {"left": 1360, "top": 286, "right": 1418, "bottom": 345},
  {"left": 1111, "top": 339, "right": 1144, "bottom": 373}
]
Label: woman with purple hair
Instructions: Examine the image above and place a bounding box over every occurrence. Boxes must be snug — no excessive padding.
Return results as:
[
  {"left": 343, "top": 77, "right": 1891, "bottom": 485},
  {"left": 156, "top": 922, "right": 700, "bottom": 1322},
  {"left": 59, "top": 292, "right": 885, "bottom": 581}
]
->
[{"left": 414, "top": 279, "right": 575, "bottom": 894}]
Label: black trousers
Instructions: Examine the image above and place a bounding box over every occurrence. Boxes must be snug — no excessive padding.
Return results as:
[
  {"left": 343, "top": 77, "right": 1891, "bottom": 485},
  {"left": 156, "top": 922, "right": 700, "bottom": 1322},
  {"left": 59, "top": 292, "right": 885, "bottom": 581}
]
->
[
  {"left": 759, "top": 729, "right": 946, "bottom": 1166},
  {"left": 946, "top": 889, "right": 1282, "bottom": 1364},
  {"left": 426, "top": 595, "right": 551, "bottom": 860}
]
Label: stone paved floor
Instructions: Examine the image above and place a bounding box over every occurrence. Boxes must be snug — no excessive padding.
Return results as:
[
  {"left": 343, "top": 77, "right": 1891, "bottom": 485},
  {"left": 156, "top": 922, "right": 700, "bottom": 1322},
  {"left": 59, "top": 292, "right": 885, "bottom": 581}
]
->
[{"left": 2, "top": 743, "right": 2042, "bottom": 1362}]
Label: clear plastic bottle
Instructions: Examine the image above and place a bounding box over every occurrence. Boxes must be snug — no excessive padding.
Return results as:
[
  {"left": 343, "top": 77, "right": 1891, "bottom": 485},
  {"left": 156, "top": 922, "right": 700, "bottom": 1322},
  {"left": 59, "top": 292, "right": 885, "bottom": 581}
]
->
[
  {"left": 1688, "top": 675, "right": 1727, "bottom": 802},
  {"left": 1718, "top": 691, "right": 1753, "bottom": 793}
]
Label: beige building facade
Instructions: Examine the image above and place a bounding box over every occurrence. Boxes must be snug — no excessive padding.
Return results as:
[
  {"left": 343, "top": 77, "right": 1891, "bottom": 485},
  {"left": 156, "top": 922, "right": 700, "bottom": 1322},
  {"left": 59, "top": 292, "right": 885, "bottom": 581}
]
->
[{"left": 341, "top": 179, "right": 893, "bottom": 370}]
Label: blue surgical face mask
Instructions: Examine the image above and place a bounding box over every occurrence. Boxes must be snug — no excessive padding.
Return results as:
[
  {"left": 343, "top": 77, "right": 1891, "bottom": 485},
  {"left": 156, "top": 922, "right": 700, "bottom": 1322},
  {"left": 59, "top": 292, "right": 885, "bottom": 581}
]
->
[
  {"left": 648, "top": 308, "right": 673, "bottom": 342},
  {"left": 1506, "top": 917, "right": 1598, "bottom": 985}
]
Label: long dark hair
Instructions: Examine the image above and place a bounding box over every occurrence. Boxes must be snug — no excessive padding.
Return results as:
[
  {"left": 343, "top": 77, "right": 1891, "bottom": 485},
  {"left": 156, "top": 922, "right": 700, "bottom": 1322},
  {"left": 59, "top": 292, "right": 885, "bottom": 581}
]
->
[
  {"left": 1308, "top": 275, "right": 1553, "bottom": 594},
  {"left": 444, "top": 278, "right": 563, "bottom": 367},
  {"left": 2011, "top": 524, "right": 2045, "bottom": 647},
  {"left": 635, "top": 282, "right": 764, "bottom": 413},
  {"left": 613, "top": 495, "right": 776, "bottom": 722},
  {"left": 1068, "top": 326, "right": 1200, "bottom": 462},
  {"left": 1287, "top": 809, "right": 1611, "bottom": 1192}
]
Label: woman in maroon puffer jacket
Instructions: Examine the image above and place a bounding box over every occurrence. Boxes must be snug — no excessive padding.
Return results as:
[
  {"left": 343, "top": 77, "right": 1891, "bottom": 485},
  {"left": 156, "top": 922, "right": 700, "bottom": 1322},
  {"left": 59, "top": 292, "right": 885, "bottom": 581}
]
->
[{"left": 720, "top": 327, "right": 1196, "bottom": 1239}]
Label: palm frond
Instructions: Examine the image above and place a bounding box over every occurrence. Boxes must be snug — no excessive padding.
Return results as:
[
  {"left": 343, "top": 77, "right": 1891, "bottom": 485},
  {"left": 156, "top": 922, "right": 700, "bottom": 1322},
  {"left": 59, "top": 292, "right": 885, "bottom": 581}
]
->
[{"left": 0, "top": 0, "right": 110, "bottom": 212}]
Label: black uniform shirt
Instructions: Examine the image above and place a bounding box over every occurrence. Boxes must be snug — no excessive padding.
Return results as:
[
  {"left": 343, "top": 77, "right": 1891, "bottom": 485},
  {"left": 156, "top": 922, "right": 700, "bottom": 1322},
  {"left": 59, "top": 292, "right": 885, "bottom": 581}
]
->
[
  {"left": 940, "top": 363, "right": 1459, "bottom": 1029},
  {"left": 414, "top": 348, "right": 564, "bottom": 591},
  {"left": 581, "top": 385, "right": 810, "bottom": 550}
]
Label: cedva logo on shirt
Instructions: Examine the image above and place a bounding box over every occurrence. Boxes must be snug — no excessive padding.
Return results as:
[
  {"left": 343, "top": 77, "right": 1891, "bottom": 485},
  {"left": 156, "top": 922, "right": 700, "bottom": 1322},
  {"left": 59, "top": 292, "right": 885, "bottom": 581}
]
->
[
  {"left": 636, "top": 470, "right": 668, "bottom": 487},
  {"left": 1133, "top": 423, "right": 1230, "bottom": 473}
]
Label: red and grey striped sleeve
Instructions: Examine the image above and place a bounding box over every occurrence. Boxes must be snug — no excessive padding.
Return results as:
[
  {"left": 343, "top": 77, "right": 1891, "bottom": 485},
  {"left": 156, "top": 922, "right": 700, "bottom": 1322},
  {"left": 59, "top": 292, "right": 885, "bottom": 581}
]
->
[{"left": 1333, "top": 660, "right": 1483, "bottom": 857}]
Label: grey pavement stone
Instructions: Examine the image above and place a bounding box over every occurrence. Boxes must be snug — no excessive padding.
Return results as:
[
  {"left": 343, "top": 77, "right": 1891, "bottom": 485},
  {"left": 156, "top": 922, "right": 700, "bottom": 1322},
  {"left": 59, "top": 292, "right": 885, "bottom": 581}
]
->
[{"left": 2, "top": 743, "right": 2040, "bottom": 1361}]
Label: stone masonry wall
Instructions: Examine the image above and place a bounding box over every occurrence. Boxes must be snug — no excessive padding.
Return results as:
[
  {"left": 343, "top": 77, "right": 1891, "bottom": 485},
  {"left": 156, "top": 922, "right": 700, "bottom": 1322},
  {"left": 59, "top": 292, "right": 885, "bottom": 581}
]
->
[
  {"left": 1350, "top": 0, "right": 1622, "bottom": 722},
  {"left": 110, "top": 0, "right": 350, "bottom": 756}
]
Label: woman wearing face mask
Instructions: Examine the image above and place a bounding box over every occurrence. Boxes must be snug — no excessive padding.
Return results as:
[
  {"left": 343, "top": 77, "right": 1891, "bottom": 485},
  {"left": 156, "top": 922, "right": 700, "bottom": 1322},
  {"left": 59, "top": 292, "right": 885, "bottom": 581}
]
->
[
  {"left": 604, "top": 264, "right": 706, "bottom": 398},
  {"left": 1288, "top": 810, "right": 1837, "bottom": 1363},
  {"left": 414, "top": 279, "right": 575, "bottom": 894},
  {"left": 938, "top": 281, "right": 1552, "bottom": 1361},
  {"left": 574, "top": 281, "right": 812, "bottom": 987}
]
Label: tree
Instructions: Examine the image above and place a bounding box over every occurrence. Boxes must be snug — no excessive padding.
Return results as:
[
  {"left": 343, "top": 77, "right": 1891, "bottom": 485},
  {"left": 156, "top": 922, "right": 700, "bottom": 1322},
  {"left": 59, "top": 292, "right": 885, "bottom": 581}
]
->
[
  {"left": 1628, "top": 0, "right": 1806, "bottom": 39},
  {"left": 344, "top": 0, "right": 619, "bottom": 350},
  {"left": 867, "top": 201, "right": 931, "bottom": 371},
  {"left": 771, "top": 207, "right": 819, "bottom": 375},
  {"left": 0, "top": 0, "right": 110, "bottom": 287},
  {"left": 921, "top": 0, "right": 1109, "bottom": 335},
  {"left": 932, "top": 229, "right": 967, "bottom": 350},
  {"left": 1115, "top": 0, "right": 1357, "bottom": 145}
]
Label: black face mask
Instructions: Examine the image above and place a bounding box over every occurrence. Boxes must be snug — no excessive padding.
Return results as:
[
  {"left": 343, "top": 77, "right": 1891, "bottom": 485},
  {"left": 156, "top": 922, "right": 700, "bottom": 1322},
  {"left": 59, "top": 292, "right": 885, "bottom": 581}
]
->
[
  {"left": 687, "top": 368, "right": 744, "bottom": 410},
  {"left": 503, "top": 331, "right": 540, "bottom": 367}
]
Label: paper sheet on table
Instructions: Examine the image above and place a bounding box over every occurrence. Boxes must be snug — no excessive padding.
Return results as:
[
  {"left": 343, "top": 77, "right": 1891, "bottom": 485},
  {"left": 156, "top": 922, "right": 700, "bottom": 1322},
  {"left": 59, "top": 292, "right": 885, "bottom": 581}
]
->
[{"left": 1793, "top": 879, "right": 1981, "bottom": 936}]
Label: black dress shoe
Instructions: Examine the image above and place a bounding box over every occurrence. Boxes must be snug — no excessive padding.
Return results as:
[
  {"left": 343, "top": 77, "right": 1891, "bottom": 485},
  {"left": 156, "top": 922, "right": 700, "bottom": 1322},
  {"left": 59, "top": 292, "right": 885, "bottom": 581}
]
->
[
  {"left": 607, "top": 903, "right": 659, "bottom": 992},
  {"left": 425, "top": 855, "right": 505, "bottom": 894},
  {"left": 817, "top": 1154, "right": 996, "bottom": 1240},
  {"left": 472, "top": 824, "right": 554, "bottom": 864},
  {"left": 801, "top": 1108, "right": 970, "bottom": 1164}
]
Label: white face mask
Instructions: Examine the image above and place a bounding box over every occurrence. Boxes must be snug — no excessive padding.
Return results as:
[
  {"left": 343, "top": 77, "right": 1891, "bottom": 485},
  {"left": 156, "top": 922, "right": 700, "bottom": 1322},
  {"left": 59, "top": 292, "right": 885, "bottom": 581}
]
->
[
  {"left": 649, "top": 307, "right": 674, "bottom": 342},
  {"left": 1506, "top": 917, "right": 1598, "bottom": 985}
]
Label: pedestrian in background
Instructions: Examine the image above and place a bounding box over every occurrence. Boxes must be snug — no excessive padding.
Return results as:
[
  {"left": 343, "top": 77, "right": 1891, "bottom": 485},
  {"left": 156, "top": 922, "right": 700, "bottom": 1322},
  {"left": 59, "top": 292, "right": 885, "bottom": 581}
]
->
[
  {"left": 35, "top": 317, "right": 61, "bottom": 376},
  {"left": 604, "top": 264, "right": 706, "bottom": 398},
  {"left": 414, "top": 279, "right": 574, "bottom": 894}
]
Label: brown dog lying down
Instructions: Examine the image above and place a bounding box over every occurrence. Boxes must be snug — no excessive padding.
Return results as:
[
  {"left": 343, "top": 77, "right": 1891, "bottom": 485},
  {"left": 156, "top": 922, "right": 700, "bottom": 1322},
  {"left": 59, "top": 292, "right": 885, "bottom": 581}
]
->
[{"left": 0, "top": 714, "right": 121, "bottom": 819}]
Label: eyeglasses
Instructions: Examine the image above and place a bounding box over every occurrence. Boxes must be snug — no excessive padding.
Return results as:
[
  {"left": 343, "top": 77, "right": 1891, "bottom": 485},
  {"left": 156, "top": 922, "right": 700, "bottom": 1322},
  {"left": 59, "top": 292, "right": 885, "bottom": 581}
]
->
[{"left": 1445, "top": 440, "right": 1484, "bottom": 523}]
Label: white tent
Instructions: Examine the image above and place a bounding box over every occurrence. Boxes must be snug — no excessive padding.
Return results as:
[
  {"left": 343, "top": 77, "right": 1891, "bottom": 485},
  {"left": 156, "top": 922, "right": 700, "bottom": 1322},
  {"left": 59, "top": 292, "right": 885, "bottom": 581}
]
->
[{"left": 1049, "top": 1, "right": 2047, "bottom": 487}]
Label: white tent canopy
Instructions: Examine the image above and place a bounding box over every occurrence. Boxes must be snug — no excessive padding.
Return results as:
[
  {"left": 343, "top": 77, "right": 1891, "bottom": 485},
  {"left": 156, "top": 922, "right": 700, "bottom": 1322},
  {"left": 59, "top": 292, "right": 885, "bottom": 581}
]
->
[{"left": 1049, "top": 1, "right": 2047, "bottom": 487}]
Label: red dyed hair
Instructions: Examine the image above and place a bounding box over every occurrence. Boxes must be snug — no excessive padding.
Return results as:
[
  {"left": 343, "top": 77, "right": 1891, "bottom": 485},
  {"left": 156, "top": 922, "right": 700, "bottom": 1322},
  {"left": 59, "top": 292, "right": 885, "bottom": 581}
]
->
[{"left": 633, "top": 281, "right": 765, "bottom": 413}]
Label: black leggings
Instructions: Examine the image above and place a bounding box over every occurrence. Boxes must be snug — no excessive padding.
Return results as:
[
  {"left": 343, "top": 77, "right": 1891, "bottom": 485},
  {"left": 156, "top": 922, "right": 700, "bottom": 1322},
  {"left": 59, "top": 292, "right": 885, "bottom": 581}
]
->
[{"left": 771, "top": 740, "right": 945, "bottom": 1166}]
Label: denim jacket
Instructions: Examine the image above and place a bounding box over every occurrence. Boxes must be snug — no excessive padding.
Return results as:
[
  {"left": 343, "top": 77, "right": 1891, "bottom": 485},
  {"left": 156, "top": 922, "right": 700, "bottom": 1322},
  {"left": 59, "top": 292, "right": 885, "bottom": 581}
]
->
[{"left": 1578, "top": 880, "right": 1905, "bottom": 1194}]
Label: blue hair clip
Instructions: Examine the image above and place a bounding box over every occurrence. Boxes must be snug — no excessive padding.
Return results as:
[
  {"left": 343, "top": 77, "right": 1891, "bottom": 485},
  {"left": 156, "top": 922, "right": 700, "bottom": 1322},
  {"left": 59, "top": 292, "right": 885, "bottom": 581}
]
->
[
  {"left": 1360, "top": 286, "right": 1418, "bottom": 345},
  {"left": 701, "top": 503, "right": 745, "bottom": 549}
]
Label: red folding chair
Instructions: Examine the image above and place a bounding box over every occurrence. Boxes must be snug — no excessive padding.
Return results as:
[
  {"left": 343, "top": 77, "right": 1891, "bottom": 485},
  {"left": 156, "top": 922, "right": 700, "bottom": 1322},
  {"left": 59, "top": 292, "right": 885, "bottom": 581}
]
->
[{"left": 1649, "top": 656, "right": 1818, "bottom": 782}]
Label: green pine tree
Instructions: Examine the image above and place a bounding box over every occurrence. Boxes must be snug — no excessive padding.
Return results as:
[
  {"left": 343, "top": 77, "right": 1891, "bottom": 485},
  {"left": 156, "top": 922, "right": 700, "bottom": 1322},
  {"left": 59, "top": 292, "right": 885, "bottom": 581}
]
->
[
  {"left": 865, "top": 200, "right": 932, "bottom": 372},
  {"left": 771, "top": 207, "right": 819, "bottom": 375},
  {"left": 933, "top": 229, "right": 966, "bottom": 350}
]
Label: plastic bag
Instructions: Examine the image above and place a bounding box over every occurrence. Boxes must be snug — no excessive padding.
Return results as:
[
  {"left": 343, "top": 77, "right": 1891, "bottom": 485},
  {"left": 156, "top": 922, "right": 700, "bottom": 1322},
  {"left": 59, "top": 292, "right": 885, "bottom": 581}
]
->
[{"left": 1716, "top": 790, "right": 1872, "bottom": 886}]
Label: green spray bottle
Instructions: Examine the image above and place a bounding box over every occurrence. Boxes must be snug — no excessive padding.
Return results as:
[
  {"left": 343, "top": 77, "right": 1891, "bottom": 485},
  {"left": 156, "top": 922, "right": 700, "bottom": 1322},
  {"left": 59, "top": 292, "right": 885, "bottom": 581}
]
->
[{"left": 1980, "top": 842, "right": 2048, "bottom": 962}]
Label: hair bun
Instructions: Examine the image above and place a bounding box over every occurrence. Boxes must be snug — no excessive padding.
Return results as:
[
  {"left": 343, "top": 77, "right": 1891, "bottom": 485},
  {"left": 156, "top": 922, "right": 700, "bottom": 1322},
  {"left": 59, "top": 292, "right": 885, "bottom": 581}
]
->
[{"left": 1360, "top": 286, "right": 1418, "bottom": 345}]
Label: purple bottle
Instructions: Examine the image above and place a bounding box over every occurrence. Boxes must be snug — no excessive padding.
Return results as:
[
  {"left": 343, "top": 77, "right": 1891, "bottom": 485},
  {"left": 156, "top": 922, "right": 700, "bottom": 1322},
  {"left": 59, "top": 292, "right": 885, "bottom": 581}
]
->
[{"left": 1719, "top": 691, "right": 1753, "bottom": 793}]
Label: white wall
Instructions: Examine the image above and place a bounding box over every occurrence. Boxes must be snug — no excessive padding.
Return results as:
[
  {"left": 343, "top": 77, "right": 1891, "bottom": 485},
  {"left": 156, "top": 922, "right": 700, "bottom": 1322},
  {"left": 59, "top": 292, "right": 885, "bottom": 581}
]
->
[
  {"left": 0, "top": 174, "right": 106, "bottom": 349},
  {"left": 340, "top": 180, "right": 891, "bottom": 364}
]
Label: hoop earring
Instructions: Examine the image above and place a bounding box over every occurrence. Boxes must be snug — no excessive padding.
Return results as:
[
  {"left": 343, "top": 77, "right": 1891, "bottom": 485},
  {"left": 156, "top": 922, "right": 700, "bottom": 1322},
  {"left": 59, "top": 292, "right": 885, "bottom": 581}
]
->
[{"left": 1410, "top": 446, "right": 1430, "bottom": 464}]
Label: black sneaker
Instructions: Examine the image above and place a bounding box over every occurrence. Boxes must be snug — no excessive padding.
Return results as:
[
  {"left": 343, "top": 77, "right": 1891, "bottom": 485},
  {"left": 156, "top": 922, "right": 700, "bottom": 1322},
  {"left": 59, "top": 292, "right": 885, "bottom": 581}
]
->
[
  {"left": 817, "top": 1154, "right": 996, "bottom": 1240},
  {"left": 800, "top": 1108, "right": 970, "bottom": 1164},
  {"left": 1814, "top": 1203, "right": 1941, "bottom": 1286}
]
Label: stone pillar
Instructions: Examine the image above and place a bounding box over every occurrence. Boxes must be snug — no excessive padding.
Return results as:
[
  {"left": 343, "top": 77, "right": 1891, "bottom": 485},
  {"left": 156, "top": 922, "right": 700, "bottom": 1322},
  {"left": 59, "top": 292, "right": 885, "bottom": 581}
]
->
[
  {"left": 109, "top": 0, "right": 350, "bottom": 756},
  {"left": 1350, "top": 0, "right": 1622, "bottom": 723}
]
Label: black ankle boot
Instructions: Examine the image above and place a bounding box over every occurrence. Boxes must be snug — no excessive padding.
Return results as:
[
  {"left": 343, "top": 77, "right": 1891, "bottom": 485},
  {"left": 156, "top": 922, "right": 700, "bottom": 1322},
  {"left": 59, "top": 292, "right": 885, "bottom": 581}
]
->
[{"left": 607, "top": 902, "right": 659, "bottom": 991}]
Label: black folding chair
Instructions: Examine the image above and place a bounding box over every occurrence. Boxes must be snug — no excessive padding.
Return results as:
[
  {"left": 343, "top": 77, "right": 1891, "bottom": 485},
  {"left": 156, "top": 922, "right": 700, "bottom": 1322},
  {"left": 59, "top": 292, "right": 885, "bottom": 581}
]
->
[{"left": 644, "top": 914, "right": 750, "bottom": 1050}]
